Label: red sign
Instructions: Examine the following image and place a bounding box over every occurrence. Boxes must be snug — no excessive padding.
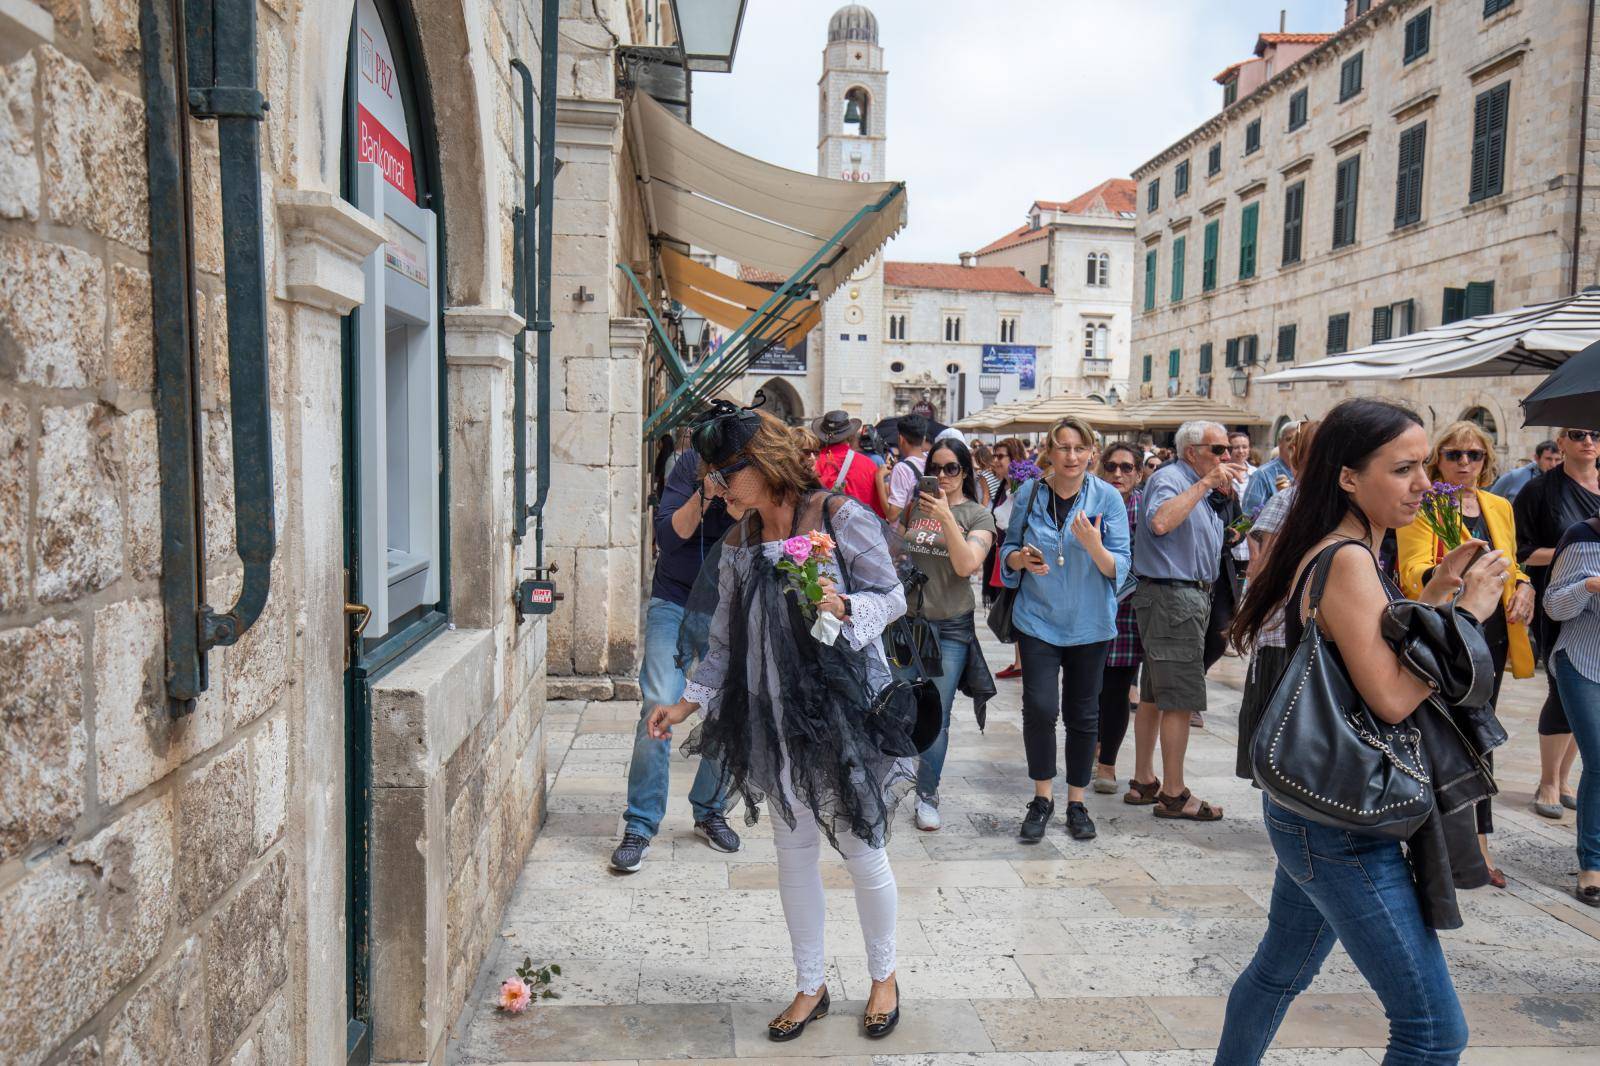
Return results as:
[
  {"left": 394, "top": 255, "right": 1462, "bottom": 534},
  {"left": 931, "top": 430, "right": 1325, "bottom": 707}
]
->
[{"left": 357, "top": 104, "right": 416, "bottom": 202}]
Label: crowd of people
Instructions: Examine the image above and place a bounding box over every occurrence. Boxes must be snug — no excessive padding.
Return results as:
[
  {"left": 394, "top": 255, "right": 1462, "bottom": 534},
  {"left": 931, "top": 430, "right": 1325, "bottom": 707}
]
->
[{"left": 617, "top": 397, "right": 1599, "bottom": 1061}]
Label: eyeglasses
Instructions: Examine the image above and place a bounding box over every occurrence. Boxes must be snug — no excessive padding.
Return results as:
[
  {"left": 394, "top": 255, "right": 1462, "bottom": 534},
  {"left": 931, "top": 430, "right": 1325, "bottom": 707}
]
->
[
  {"left": 1052, "top": 443, "right": 1092, "bottom": 456},
  {"left": 1102, "top": 461, "right": 1137, "bottom": 474},
  {"left": 707, "top": 458, "right": 749, "bottom": 491},
  {"left": 802, "top": 449, "right": 820, "bottom": 458},
  {"left": 928, "top": 461, "right": 963, "bottom": 477},
  {"left": 1567, "top": 429, "right": 1600, "bottom": 443},
  {"left": 1441, "top": 448, "right": 1486, "bottom": 463},
  {"left": 1203, "top": 444, "right": 1232, "bottom": 456}
]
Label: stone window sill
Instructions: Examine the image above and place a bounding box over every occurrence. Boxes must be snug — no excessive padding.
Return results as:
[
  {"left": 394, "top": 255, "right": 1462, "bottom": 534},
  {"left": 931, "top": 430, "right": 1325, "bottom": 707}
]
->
[{"left": 369, "top": 626, "right": 499, "bottom": 788}]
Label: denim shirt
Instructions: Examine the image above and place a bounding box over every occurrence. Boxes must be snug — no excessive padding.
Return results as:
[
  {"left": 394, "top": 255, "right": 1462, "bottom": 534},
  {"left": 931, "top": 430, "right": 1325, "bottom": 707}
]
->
[
  {"left": 1000, "top": 476, "right": 1132, "bottom": 648},
  {"left": 1241, "top": 456, "right": 1291, "bottom": 515}
]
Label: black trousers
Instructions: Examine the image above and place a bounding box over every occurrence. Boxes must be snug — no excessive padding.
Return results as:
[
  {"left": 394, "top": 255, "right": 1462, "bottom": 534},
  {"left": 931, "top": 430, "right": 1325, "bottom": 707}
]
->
[
  {"left": 1097, "top": 662, "right": 1139, "bottom": 769},
  {"left": 1236, "top": 643, "right": 1292, "bottom": 782},
  {"left": 1478, "top": 640, "right": 1509, "bottom": 836},
  {"left": 1018, "top": 632, "right": 1109, "bottom": 787},
  {"left": 1203, "top": 570, "right": 1237, "bottom": 671}
]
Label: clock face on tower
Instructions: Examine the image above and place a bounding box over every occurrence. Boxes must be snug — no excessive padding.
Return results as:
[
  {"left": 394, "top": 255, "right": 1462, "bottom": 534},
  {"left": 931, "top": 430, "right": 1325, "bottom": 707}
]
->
[{"left": 844, "top": 305, "right": 863, "bottom": 325}]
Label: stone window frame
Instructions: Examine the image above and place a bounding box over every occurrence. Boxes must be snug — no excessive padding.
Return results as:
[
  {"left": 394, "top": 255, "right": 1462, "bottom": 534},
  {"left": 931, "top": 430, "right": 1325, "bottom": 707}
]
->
[
  {"left": 1403, "top": 8, "right": 1432, "bottom": 65},
  {"left": 1276, "top": 323, "right": 1298, "bottom": 362},
  {"left": 1468, "top": 81, "right": 1511, "bottom": 204},
  {"left": 942, "top": 312, "right": 965, "bottom": 343}
]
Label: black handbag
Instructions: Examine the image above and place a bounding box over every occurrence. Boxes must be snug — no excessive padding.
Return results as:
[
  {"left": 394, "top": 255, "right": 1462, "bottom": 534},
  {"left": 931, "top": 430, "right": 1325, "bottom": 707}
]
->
[
  {"left": 986, "top": 481, "right": 1039, "bottom": 643},
  {"left": 1251, "top": 541, "right": 1435, "bottom": 840}
]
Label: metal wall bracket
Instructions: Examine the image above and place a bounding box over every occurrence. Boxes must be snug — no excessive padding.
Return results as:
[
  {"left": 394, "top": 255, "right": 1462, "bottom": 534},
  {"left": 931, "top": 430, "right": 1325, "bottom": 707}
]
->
[{"left": 140, "top": 0, "right": 276, "bottom": 706}]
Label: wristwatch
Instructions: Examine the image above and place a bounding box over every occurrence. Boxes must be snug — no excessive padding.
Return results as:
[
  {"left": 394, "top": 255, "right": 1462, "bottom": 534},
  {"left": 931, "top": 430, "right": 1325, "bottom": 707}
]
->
[{"left": 841, "top": 595, "right": 853, "bottom": 618}]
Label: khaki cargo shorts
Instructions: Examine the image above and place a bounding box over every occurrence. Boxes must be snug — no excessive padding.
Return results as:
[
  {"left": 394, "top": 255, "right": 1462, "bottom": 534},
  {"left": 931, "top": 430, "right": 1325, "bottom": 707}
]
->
[{"left": 1133, "top": 581, "right": 1211, "bottom": 712}]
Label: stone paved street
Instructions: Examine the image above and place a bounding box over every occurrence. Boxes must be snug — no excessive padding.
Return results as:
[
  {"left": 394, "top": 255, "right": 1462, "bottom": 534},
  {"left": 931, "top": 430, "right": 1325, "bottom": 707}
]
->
[{"left": 450, "top": 635, "right": 1600, "bottom": 1064}]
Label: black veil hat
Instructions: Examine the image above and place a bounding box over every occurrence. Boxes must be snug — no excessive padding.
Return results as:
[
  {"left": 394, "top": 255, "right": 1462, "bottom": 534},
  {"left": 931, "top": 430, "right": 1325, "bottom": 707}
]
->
[{"left": 689, "top": 392, "right": 766, "bottom": 466}]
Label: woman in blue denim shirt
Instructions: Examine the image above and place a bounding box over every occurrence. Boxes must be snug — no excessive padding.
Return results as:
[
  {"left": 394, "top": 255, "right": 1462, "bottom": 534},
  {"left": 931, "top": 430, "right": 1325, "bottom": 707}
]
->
[{"left": 1000, "top": 417, "right": 1131, "bottom": 843}]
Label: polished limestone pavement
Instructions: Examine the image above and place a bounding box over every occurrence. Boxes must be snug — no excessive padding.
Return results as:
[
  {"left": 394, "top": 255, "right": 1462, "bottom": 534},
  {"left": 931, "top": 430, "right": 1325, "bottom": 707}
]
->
[{"left": 449, "top": 636, "right": 1600, "bottom": 1064}]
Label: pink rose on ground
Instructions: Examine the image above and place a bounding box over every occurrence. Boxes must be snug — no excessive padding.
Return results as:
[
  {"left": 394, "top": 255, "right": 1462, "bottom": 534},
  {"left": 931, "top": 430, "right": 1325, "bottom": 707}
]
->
[
  {"left": 782, "top": 535, "right": 812, "bottom": 565},
  {"left": 498, "top": 977, "right": 532, "bottom": 1013}
]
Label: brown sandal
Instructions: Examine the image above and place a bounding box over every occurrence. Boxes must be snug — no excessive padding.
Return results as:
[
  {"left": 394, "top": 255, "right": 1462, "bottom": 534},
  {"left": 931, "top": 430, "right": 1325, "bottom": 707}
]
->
[
  {"left": 1123, "top": 778, "right": 1161, "bottom": 805},
  {"left": 1153, "top": 789, "right": 1222, "bottom": 821}
]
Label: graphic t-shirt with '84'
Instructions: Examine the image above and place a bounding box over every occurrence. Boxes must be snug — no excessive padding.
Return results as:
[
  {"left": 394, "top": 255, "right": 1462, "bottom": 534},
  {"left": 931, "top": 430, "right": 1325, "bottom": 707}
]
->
[{"left": 903, "top": 499, "right": 997, "bottom": 620}]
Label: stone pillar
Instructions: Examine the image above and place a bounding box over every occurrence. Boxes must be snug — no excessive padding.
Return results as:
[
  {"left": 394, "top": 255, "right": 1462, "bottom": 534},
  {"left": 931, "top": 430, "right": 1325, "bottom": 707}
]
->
[
  {"left": 545, "top": 95, "right": 648, "bottom": 694},
  {"left": 274, "top": 189, "right": 387, "bottom": 1066}
]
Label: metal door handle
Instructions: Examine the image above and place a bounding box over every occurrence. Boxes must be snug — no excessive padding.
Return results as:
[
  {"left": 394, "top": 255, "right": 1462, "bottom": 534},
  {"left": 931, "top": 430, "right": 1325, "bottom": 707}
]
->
[{"left": 344, "top": 602, "right": 372, "bottom": 638}]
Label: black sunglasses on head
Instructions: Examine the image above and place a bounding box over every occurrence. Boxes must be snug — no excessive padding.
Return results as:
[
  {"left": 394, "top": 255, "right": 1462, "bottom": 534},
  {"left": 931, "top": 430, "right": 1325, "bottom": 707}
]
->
[
  {"left": 1567, "top": 429, "right": 1600, "bottom": 443},
  {"left": 1441, "top": 448, "right": 1486, "bottom": 463},
  {"left": 927, "top": 461, "right": 963, "bottom": 477}
]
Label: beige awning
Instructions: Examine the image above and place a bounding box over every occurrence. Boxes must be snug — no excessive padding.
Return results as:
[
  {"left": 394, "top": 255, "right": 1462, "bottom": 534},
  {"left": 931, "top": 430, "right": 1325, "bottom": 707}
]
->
[
  {"left": 1116, "top": 395, "right": 1272, "bottom": 426},
  {"left": 629, "top": 91, "right": 907, "bottom": 303},
  {"left": 658, "top": 248, "right": 820, "bottom": 351},
  {"left": 996, "top": 394, "right": 1141, "bottom": 432}
]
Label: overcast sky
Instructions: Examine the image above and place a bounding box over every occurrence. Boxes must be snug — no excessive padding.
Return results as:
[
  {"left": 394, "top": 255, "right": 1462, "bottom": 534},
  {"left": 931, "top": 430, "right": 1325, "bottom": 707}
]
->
[{"left": 692, "top": 1, "right": 1344, "bottom": 263}]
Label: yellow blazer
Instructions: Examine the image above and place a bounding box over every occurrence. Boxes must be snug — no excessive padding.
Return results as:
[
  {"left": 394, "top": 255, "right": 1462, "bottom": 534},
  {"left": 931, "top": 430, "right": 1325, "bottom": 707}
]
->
[{"left": 1395, "top": 488, "right": 1533, "bottom": 679}]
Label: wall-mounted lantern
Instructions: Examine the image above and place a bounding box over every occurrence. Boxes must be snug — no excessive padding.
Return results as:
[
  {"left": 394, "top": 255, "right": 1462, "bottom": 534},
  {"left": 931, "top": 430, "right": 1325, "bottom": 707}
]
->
[{"left": 669, "top": 0, "right": 748, "bottom": 72}]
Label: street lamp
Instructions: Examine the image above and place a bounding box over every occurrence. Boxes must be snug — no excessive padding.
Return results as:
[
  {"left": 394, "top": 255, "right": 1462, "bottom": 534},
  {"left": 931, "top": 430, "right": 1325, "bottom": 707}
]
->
[
  {"left": 669, "top": 0, "right": 748, "bottom": 73},
  {"left": 1230, "top": 365, "right": 1250, "bottom": 398}
]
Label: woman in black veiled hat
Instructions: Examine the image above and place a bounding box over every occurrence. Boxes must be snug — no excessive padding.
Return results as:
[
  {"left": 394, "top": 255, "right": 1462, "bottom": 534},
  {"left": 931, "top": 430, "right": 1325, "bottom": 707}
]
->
[{"left": 648, "top": 401, "right": 910, "bottom": 1043}]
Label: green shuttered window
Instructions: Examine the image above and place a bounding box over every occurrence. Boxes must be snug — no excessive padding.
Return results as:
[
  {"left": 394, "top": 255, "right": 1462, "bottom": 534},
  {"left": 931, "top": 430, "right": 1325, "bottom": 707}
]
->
[
  {"left": 1171, "top": 235, "right": 1186, "bottom": 301},
  {"left": 1202, "top": 219, "right": 1219, "bottom": 291},
  {"left": 1239, "top": 202, "right": 1259, "bottom": 280}
]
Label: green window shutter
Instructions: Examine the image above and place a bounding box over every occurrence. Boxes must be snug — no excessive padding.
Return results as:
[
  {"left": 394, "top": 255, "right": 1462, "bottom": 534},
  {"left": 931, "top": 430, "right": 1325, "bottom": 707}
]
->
[
  {"left": 1225, "top": 337, "right": 1240, "bottom": 367},
  {"left": 1144, "top": 249, "right": 1157, "bottom": 311},
  {"left": 1202, "top": 219, "right": 1220, "bottom": 291},
  {"left": 1470, "top": 84, "right": 1510, "bottom": 202},
  {"left": 1239, "top": 203, "right": 1259, "bottom": 279},
  {"left": 1277, "top": 324, "right": 1297, "bottom": 362},
  {"left": 1372, "top": 304, "right": 1393, "bottom": 343},
  {"left": 1142, "top": 354, "right": 1152, "bottom": 382},
  {"left": 1442, "top": 287, "right": 1467, "bottom": 324},
  {"left": 1168, "top": 348, "right": 1181, "bottom": 380},
  {"left": 1171, "top": 236, "right": 1186, "bottom": 301},
  {"left": 1465, "top": 280, "right": 1495, "bottom": 317},
  {"left": 1147, "top": 179, "right": 1160, "bottom": 212},
  {"left": 1243, "top": 334, "right": 1259, "bottom": 365},
  {"left": 1395, "top": 122, "right": 1426, "bottom": 228},
  {"left": 1333, "top": 155, "right": 1360, "bottom": 248},
  {"left": 1199, "top": 342, "right": 1213, "bottom": 373},
  {"left": 1327, "top": 312, "right": 1350, "bottom": 354},
  {"left": 1282, "top": 181, "right": 1304, "bottom": 265}
]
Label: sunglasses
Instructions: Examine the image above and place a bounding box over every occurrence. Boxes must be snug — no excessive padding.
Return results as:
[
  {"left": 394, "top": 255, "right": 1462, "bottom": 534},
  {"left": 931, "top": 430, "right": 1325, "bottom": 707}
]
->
[
  {"left": 927, "top": 461, "right": 963, "bottom": 477},
  {"left": 1144, "top": 458, "right": 1161, "bottom": 468},
  {"left": 1203, "top": 444, "right": 1232, "bottom": 456},
  {"left": 707, "top": 458, "right": 749, "bottom": 491},
  {"left": 1567, "top": 429, "right": 1600, "bottom": 443},
  {"left": 1102, "top": 461, "right": 1137, "bottom": 474},
  {"left": 1441, "top": 448, "right": 1485, "bottom": 463}
]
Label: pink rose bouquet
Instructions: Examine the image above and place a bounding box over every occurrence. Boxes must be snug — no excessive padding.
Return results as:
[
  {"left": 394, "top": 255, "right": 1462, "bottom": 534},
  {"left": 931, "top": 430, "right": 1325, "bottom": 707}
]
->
[{"left": 776, "top": 530, "right": 835, "bottom": 621}]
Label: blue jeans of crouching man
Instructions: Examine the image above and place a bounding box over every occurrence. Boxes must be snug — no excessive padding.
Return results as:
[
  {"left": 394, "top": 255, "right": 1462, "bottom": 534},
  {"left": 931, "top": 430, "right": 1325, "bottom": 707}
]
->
[{"left": 622, "top": 598, "right": 728, "bottom": 839}]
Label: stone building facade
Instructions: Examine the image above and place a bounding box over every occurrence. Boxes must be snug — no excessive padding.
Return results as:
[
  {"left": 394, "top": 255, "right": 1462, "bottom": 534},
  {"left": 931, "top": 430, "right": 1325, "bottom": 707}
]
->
[
  {"left": 1130, "top": 0, "right": 1600, "bottom": 458},
  {"left": 975, "top": 180, "right": 1139, "bottom": 402},
  {"left": 0, "top": 1, "right": 664, "bottom": 1064}
]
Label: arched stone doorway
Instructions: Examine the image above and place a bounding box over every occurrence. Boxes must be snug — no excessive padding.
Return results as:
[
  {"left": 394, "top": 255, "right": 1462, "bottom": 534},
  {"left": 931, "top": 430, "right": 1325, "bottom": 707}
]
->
[
  {"left": 1461, "top": 404, "right": 1499, "bottom": 443},
  {"left": 755, "top": 376, "right": 805, "bottom": 425}
]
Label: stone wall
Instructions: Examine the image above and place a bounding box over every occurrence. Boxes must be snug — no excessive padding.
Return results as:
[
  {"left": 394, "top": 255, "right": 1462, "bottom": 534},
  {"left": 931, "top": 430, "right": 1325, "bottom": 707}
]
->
[
  {"left": 1130, "top": 0, "right": 1599, "bottom": 458},
  {"left": 0, "top": 0, "right": 586, "bottom": 1063}
]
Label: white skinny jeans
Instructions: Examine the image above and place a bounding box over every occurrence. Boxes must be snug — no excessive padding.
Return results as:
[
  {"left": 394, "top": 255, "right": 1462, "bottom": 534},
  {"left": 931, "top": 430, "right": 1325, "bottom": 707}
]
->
[{"left": 771, "top": 802, "right": 898, "bottom": 994}]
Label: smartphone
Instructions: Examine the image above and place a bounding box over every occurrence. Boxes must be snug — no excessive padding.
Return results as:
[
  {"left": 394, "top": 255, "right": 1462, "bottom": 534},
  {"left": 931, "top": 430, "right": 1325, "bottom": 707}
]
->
[
  {"left": 917, "top": 474, "right": 941, "bottom": 498},
  {"left": 1023, "top": 544, "right": 1044, "bottom": 560}
]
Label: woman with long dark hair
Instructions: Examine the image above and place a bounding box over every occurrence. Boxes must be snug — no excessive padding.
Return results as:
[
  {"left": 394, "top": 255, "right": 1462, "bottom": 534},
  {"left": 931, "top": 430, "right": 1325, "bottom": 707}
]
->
[
  {"left": 1218, "top": 398, "right": 1510, "bottom": 1064},
  {"left": 648, "top": 405, "right": 909, "bottom": 1041},
  {"left": 897, "top": 437, "right": 997, "bottom": 830}
]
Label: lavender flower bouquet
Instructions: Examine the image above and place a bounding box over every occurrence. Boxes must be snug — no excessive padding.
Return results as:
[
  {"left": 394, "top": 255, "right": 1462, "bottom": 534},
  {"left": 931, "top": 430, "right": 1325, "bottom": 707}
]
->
[
  {"left": 1417, "top": 481, "right": 1467, "bottom": 550},
  {"left": 1006, "top": 458, "right": 1043, "bottom": 490}
]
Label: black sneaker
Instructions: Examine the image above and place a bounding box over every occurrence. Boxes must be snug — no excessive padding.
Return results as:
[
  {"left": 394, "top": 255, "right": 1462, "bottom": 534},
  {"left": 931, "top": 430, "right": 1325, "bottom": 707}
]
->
[
  {"left": 1065, "top": 801, "right": 1097, "bottom": 841},
  {"left": 694, "top": 812, "right": 741, "bottom": 853},
  {"left": 609, "top": 831, "right": 651, "bottom": 873},
  {"left": 1019, "top": 797, "right": 1054, "bottom": 843}
]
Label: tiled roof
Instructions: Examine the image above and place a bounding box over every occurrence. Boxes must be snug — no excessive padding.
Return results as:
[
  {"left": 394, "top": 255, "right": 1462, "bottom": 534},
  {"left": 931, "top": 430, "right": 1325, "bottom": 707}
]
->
[
  {"left": 1213, "top": 58, "right": 1250, "bottom": 84},
  {"left": 884, "top": 261, "right": 1051, "bottom": 295},
  {"left": 1035, "top": 178, "right": 1138, "bottom": 218},
  {"left": 975, "top": 223, "right": 1051, "bottom": 256},
  {"left": 1255, "top": 32, "right": 1333, "bottom": 55},
  {"left": 737, "top": 264, "right": 787, "bottom": 285}
]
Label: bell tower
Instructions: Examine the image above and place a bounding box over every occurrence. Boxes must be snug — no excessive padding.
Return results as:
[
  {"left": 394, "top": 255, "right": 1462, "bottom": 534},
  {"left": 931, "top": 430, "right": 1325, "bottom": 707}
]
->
[{"left": 817, "top": 4, "right": 887, "bottom": 416}]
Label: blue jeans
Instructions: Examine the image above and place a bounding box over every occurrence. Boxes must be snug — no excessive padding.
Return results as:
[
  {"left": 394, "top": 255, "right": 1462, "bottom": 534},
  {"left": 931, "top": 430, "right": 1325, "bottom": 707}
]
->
[
  {"left": 1554, "top": 650, "right": 1600, "bottom": 872},
  {"left": 622, "top": 598, "right": 727, "bottom": 839},
  {"left": 894, "top": 632, "right": 968, "bottom": 800},
  {"left": 1216, "top": 797, "right": 1467, "bottom": 1066}
]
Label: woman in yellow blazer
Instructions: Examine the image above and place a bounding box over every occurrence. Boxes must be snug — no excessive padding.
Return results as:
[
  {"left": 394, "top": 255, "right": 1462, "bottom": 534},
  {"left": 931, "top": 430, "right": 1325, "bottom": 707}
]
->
[{"left": 1397, "top": 420, "right": 1535, "bottom": 886}]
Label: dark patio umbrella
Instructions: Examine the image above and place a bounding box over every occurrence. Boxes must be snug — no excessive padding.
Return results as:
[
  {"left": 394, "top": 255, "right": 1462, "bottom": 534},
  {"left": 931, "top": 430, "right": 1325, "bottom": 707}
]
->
[
  {"left": 874, "top": 415, "right": 950, "bottom": 448},
  {"left": 1521, "top": 338, "right": 1600, "bottom": 427}
]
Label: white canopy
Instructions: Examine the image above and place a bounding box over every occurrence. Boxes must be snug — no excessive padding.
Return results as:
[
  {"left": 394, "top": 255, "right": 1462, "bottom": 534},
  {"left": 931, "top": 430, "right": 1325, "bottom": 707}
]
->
[
  {"left": 629, "top": 91, "right": 906, "bottom": 303},
  {"left": 1258, "top": 289, "right": 1600, "bottom": 383}
]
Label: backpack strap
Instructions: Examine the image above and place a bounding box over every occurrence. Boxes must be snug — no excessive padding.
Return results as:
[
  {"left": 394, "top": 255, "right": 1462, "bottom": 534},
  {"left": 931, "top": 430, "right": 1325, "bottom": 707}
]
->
[{"left": 832, "top": 449, "right": 855, "bottom": 491}]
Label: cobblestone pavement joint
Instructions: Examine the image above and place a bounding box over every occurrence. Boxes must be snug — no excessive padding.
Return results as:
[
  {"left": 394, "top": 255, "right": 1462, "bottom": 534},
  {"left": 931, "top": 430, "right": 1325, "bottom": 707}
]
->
[{"left": 450, "top": 636, "right": 1600, "bottom": 1064}]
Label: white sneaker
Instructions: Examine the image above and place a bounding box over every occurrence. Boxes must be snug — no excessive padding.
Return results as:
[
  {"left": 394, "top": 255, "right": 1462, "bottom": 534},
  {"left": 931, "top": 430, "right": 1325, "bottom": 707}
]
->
[{"left": 914, "top": 797, "right": 941, "bottom": 831}]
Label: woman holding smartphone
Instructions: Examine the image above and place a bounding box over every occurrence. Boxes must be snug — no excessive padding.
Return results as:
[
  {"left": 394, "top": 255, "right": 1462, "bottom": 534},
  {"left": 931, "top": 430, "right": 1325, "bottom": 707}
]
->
[
  {"left": 1000, "top": 417, "right": 1131, "bottom": 843},
  {"left": 898, "top": 439, "right": 997, "bottom": 830},
  {"left": 1396, "top": 420, "right": 1534, "bottom": 887}
]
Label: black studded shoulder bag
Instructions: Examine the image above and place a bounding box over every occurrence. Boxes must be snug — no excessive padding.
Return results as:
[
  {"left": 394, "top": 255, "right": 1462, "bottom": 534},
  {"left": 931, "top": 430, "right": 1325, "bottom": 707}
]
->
[{"left": 1250, "top": 541, "right": 1435, "bottom": 840}]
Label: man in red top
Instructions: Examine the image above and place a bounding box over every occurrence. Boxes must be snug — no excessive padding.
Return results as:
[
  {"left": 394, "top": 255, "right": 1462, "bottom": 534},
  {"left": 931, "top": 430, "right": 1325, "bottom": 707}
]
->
[{"left": 811, "top": 410, "right": 885, "bottom": 517}]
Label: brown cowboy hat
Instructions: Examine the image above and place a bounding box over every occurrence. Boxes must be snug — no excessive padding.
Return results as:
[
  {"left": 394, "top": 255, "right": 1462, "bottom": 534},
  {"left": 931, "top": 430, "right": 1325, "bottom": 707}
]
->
[{"left": 811, "top": 409, "right": 862, "bottom": 446}]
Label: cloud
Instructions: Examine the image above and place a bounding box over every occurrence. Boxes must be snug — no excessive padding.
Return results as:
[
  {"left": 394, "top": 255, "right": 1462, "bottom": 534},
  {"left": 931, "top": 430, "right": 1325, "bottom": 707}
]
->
[{"left": 691, "top": 1, "right": 1342, "bottom": 262}]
